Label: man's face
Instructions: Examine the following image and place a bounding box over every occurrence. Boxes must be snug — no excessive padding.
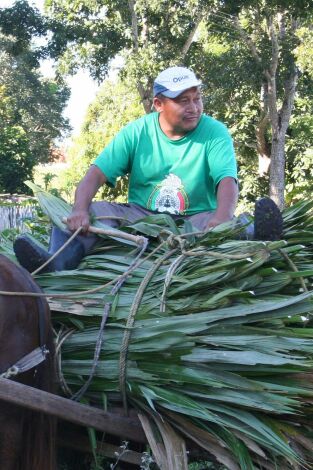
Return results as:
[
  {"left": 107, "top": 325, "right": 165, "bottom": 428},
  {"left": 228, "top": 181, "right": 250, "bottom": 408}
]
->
[{"left": 154, "top": 87, "right": 203, "bottom": 138}]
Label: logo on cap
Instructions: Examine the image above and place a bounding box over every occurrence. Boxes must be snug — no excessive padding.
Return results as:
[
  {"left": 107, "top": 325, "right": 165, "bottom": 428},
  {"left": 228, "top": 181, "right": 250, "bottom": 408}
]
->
[{"left": 173, "top": 75, "right": 189, "bottom": 83}]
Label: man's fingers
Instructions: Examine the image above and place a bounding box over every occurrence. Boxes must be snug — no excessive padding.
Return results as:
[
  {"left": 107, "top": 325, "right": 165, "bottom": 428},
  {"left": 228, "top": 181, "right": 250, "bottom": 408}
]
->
[{"left": 62, "top": 216, "right": 90, "bottom": 233}]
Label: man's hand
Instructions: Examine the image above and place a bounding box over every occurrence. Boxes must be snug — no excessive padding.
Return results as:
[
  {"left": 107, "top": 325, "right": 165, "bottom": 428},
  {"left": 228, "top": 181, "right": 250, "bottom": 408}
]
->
[
  {"left": 205, "top": 177, "right": 238, "bottom": 232},
  {"left": 65, "top": 165, "right": 107, "bottom": 233},
  {"left": 66, "top": 208, "right": 91, "bottom": 233},
  {"left": 205, "top": 214, "right": 232, "bottom": 231}
]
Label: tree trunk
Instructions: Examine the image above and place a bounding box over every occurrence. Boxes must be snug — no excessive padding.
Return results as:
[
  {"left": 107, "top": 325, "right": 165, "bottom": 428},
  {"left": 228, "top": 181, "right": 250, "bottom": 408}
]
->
[
  {"left": 268, "top": 65, "right": 298, "bottom": 209},
  {"left": 233, "top": 13, "right": 298, "bottom": 207},
  {"left": 256, "top": 112, "right": 271, "bottom": 176},
  {"left": 137, "top": 82, "right": 153, "bottom": 114},
  {"left": 269, "top": 133, "right": 286, "bottom": 209}
]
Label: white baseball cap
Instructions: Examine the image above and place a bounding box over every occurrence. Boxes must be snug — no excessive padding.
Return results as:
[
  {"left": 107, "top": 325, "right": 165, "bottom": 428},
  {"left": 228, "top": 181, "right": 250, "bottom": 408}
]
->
[{"left": 153, "top": 66, "right": 202, "bottom": 98}]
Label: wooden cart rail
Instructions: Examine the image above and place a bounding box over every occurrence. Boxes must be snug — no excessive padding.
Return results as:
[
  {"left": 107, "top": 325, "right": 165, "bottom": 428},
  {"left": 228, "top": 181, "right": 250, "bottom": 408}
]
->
[{"left": 0, "top": 378, "right": 146, "bottom": 443}]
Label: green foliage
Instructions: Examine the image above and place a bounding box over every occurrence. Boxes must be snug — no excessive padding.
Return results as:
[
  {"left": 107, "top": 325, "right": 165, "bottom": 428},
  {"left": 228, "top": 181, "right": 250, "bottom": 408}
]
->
[
  {"left": 45, "top": 0, "right": 129, "bottom": 78},
  {"left": 0, "top": 36, "right": 71, "bottom": 162},
  {"left": 59, "top": 78, "right": 144, "bottom": 201},
  {"left": 191, "top": 5, "right": 313, "bottom": 206},
  {"left": 16, "top": 188, "right": 313, "bottom": 469},
  {"left": 0, "top": 2, "right": 70, "bottom": 193},
  {"left": 0, "top": 0, "right": 47, "bottom": 55},
  {"left": 43, "top": 0, "right": 313, "bottom": 208},
  {"left": 189, "top": 462, "right": 223, "bottom": 469},
  {"left": 45, "top": 0, "right": 214, "bottom": 81},
  {"left": 0, "top": 85, "right": 35, "bottom": 193},
  {"left": 3, "top": 0, "right": 311, "bottom": 204},
  {"left": 296, "top": 27, "right": 313, "bottom": 75},
  {"left": 43, "top": 172, "right": 57, "bottom": 190}
]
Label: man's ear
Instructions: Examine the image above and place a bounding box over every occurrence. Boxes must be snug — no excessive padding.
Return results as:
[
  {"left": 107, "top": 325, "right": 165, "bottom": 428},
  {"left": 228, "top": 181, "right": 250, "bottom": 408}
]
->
[{"left": 153, "top": 96, "right": 164, "bottom": 112}]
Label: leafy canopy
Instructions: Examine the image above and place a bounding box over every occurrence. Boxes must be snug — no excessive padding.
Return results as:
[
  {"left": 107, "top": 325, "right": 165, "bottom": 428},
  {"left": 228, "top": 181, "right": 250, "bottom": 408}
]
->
[{"left": 0, "top": 2, "right": 70, "bottom": 193}]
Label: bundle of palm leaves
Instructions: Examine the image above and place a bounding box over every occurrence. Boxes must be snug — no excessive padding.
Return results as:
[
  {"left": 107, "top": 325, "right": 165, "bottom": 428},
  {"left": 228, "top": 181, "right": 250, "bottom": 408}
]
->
[{"left": 3, "top": 183, "right": 313, "bottom": 470}]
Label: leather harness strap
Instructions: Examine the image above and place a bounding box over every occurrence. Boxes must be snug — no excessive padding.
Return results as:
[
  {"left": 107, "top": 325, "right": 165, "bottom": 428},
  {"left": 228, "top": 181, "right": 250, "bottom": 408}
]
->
[{"left": 0, "top": 282, "right": 49, "bottom": 379}]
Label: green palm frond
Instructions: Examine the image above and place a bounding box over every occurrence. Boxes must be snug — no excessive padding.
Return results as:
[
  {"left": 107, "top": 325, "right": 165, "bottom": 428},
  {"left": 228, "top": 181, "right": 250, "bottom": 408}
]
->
[{"left": 7, "top": 187, "right": 313, "bottom": 470}]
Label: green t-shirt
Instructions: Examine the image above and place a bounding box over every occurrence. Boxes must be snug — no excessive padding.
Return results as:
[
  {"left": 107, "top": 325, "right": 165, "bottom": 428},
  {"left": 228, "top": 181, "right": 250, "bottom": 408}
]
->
[{"left": 94, "top": 112, "right": 237, "bottom": 215}]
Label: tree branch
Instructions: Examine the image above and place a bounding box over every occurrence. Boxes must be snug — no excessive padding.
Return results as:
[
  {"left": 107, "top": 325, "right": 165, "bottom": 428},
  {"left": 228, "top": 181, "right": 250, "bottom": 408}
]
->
[
  {"left": 233, "top": 17, "right": 263, "bottom": 67},
  {"left": 267, "top": 16, "right": 279, "bottom": 78},
  {"left": 279, "top": 62, "right": 298, "bottom": 135},
  {"left": 264, "top": 15, "right": 279, "bottom": 133},
  {"left": 278, "top": 17, "right": 299, "bottom": 134},
  {"left": 180, "top": 10, "right": 203, "bottom": 61},
  {"left": 128, "top": 0, "right": 138, "bottom": 50},
  {"left": 233, "top": 15, "right": 278, "bottom": 136},
  {"left": 256, "top": 111, "right": 271, "bottom": 175},
  {"left": 137, "top": 81, "right": 153, "bottom": 114},
  {"left": 278, "top": 11, "right": 286, "bottom": 40},
  {"left": 255, "top": 81, "right": 271, "bottom": 175},
  {"left": 141, "top": 13, "right": 148, "bottom": 46}
]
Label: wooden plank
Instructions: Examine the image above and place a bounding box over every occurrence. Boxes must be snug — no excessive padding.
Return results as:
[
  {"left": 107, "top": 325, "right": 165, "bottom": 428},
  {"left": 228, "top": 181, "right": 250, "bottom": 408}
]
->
[{"left": 0, "top": 378, "right": 146, "bottom": 443}]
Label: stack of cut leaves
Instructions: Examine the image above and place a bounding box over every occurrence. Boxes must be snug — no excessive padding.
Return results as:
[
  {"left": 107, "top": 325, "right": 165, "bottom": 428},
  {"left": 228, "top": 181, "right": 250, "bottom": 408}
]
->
[{"left": 3, "top": 184, "right": 313, "bottom": 470}]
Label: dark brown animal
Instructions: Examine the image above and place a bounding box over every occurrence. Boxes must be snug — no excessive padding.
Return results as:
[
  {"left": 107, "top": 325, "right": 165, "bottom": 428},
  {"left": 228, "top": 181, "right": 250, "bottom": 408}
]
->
[{"left": 0, "top": 254, "right": 56, "bottom": 470}]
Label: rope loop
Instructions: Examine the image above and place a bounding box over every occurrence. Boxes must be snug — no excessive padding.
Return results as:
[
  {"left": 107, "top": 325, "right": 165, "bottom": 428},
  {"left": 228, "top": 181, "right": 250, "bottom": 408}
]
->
[
  {"left": 55, "top": 328, "right": 75, "bottom": 397},
  {"left": 167, "top": 234, "right": 187, "bottom": 251}
]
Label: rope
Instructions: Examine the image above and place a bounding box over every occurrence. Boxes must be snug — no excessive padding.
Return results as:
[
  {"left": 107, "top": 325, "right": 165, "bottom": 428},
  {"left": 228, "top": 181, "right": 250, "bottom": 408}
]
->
[
  {"left": 71, "top": 237, "right": 149, "bottom": 402},
  {"left": 46, "top": 235, "right": 170, "bottom": 401},
  {"left": 31, "top": 227, "right": 83, "bottom": 275},
  {"left": 159, "top": 238, "right": 263, "bottom": 314},
  {"left": 119, "top": 248, "right": 177, "bottom": 414},
  {"left": 32, "top": 221, "right": 146, "bottom": 277},
  {"left": 160, "top": 254, "right": 186, "bottom": 313},
  {"left": 0, "top": 366, "right": 19, "bottom": 379},
  {"left": 164, "top": 233, "right": 265, "bottom": 260},
  {"left": 0, "top": 233, "right": 165, "bottom": 301},
  {"left": 61, "top": 217, "right": 145, "bottom": 246},
  {"left": 166, "top": 233, "right": 187, "bottom": 251},
  {"left": 55, "top": 327, "right": 75, "bottom": 397}
]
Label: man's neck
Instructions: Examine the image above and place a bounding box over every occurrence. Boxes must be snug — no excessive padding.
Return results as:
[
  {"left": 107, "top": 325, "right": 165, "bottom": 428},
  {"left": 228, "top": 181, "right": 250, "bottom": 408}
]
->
[{"left": 158, "top": 115, "right": 187, "bottom": 140}]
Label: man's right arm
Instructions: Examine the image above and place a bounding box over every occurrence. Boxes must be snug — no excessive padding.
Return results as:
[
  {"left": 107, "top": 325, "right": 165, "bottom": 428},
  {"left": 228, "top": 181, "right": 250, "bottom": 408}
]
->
[{"left": 66, "top": 165, "right": 107, "bottom": 232}]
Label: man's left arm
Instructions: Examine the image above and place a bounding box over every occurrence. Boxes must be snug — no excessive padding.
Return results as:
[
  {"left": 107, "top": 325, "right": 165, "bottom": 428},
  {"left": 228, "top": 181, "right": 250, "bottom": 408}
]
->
[{"left": 205, "top": 177, "right": 238, "bottom": 230}]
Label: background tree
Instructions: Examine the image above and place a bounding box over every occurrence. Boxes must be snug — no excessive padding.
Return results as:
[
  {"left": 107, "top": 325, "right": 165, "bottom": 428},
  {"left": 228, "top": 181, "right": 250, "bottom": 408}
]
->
[
  {"left": 3, "top": 0, "right": 311, "bottom": 205},
  {"left": 44, "top": 0, "right": 313, "bottom": 208},
  {"left": 228, "top": 2, "right": 313, "bottom": 208},
  {"left": 0, "top": 1, "right": 70, "bottom": 193},
  {"left": 45, "top": 0, "right": 211, "bottom": 112},
  {"left": 0, "top": 85, "right": 35, "bottom": 193},
  {"left": 60, "top": 78, "right": 142, "bottom": 201},
  {"left": 192, "top": 2, "right": 313, "bottom": 208}
]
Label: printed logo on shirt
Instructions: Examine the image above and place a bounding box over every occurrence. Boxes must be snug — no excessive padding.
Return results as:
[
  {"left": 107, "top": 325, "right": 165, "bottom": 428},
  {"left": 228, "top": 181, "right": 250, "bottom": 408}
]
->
[{"left": 147, "top": 174, "right": 189, "bottom": 215}]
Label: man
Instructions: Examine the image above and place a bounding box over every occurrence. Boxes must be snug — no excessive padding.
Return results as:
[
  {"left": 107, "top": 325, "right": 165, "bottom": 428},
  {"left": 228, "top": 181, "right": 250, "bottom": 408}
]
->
[{"left": 14, "top": 66, "right": 282, "bottom": 273}]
